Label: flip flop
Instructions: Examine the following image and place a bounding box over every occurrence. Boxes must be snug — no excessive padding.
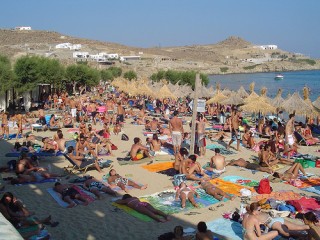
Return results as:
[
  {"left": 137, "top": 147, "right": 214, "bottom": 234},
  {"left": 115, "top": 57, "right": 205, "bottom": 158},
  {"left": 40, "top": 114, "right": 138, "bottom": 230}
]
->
[
  {"left": 50, "top": 222, "right": 59, "bottom": 227},
  {"left": 217, "top": 204, "right": 224, "bottom": 208},
  {"left": 208, "top": 207, "right": 216, "bottom": 211}
]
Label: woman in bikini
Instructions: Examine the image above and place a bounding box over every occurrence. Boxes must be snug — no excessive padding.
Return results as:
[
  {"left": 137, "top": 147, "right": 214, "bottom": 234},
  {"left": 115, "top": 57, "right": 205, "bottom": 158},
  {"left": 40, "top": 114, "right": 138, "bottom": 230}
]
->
[
  {"left": 151, "top": 133, "right": 161, "bottom": 152},
  {"left": 175, "top": 182, "right": 199, "bottom": 208},
  {"left": 199, "top": 180, "right": 235, "bottom": 201},
  {"left": 273, "top": 162, "right": 306, "bottom": 182},
  {"left": 115, "top": 194, "right": 170, "bottom": 222}
]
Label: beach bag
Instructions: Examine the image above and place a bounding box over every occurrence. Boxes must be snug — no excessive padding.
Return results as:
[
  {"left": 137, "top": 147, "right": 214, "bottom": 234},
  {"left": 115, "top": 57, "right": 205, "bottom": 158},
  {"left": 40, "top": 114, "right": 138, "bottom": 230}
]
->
[
  {"left": 173, "top": 174, "right": 186, "bottom": 187},
  {"left": 121, "top": 134, "right": 129, "bottom": 141},
  {"left": 111, "top": 144, "right": 118, "bottom": 150},
  {"left": 257, "top": 178, "right": 272, "bottom": 194}
]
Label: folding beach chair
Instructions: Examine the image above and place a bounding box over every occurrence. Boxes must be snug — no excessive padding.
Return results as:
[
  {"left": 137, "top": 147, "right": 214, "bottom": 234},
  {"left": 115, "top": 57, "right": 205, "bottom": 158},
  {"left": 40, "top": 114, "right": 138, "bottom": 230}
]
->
[
  {"left": 293, "top": 131, "right": 316, "bottom": 146},
  {"left": 63, "top": 153, "right": 96, "bottom": 174}
]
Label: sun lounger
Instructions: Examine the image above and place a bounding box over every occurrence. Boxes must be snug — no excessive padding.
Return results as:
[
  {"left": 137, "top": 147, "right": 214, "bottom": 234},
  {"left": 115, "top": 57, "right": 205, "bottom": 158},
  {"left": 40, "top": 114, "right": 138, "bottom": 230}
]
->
[
  {"left": 63, "top": 154, "right": 96, "bottom": 173},
  {"left": 294, "top": 131, "right": 318, "bottom": 146}
]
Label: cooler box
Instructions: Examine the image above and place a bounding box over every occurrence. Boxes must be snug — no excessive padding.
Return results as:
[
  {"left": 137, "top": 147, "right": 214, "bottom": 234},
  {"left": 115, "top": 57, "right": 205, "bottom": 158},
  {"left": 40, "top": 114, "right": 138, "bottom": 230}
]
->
[
  {"left": 294, "top": 158, "right": 309, "bottom": 168},
  {"left": 304, "top": 159, "right": 316, "bottom": 168}
]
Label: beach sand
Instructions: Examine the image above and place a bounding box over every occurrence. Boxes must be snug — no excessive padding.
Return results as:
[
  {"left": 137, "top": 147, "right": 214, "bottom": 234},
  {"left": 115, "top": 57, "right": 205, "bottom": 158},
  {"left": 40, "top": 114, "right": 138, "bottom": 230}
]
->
[{"left": 1, "top": 118, "right": 319, "bottom": 240}]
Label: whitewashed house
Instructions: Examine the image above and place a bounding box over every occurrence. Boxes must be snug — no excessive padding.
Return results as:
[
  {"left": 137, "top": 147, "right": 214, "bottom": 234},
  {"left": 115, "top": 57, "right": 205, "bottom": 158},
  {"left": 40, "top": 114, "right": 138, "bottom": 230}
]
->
[
  {"left": 258, "top": 45, "right": 278, "bottom": 50},
  {"left": 106, "top": 53, "right": 119, "bottom": 59},
  {"left": 15, "top": 26, "right": 32, "bottom": 30},
  {"left": 73, "top": 52, "right": 89, "bottom": 59},
  {"left": 69, "top": 44, "right": 82, "bottom": 50},
  {"left": 55, "top": 43, "right": 72, "bottom": 49},
  {"left": 119, "top": 55, "right": 141, "bottom": 62}
]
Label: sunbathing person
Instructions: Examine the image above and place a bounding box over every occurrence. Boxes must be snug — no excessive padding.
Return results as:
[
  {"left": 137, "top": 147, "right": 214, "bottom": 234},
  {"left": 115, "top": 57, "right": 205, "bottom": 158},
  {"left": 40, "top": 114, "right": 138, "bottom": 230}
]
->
[
  {"left": 180, "top": 155, "right": 209, "bottom": 181},
  {"left": 107, "top": 169, "right": 147, "bottom": 192},
  {"left": 151, "top": 133, "right": 162, "bottom": 152},
  {"left": 196, "top": 221, "right": 214, "bottom": 240},
  {"left": 63, "top": 113, "right": 73, "bottom": 127},
  {"left": 83, "top": 176, "right": 117, "bottom": 199},
  {"left": 130, "top": 137, "right": 153, "bottom": 161},
  {"left": 273, "top": 162, "right": 306, "bottom": 182},
  {"left": 242, "top": 129, "right": 256, "bottom": 149},
  {"left": 175, "top": 182, "right": 199, "bottom": 208},
  {"left": 53, "top": 182, "right": 89, "bottom": 208},
  {"left": 205, "top": 148, "right": 226, "bottom": 175},
  {"left": 115, "top": 194, "right": 170, "bottom": 222},
  {"left": 11, "top": 169, "right": 61, "bottom": 184},
  {"left": 76, "top": 136, "right": 97, "bottom": 158},
  {"left": 49, "top": 114, "right": 60, "bottom": 128},
  {"left": 302, "top": 125, "right": 320, "bottom": 144},
  {"left": 227, "top": 158, "right": 273, "bottom": 174},
  {"left": 302, "top": 212, "right": 320, "bottom": 240},
  {"left": 174, "top": 148, "right": 189, "bottom": 171},
  {"left": 199, "top": 180, "right": 235, "bottom": 201},
  {"left": 41, "top": 137, "right": 58, "bottom": 153},
  {"left": 259, "top": 145, "right": 279, "bottom": 167},
  {"left": 66, "top": 146, "right": 102, "bottom": 173}
]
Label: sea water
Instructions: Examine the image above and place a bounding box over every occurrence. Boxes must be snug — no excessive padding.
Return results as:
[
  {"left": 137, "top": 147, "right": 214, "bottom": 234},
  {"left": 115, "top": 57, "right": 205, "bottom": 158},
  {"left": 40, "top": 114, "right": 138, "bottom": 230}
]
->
[{"left": 208, "top": 70, "right": 320, "bottom": 101}]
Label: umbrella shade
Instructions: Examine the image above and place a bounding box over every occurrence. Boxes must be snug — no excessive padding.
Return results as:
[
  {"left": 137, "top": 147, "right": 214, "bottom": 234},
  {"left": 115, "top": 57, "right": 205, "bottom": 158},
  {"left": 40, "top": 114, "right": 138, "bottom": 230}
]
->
[
  {"left": 157, "top": 85, "right": 177, "bottom": 99},
  {"left": 281, "top": 92, "right": 314, "bottom": 116},
  {"left": 237, "top": 86, "right": 249, "bottom": 98},
  {"left": 271, "top": 95, "right": 285, "bottom": 109},
  {"left": 220, "top": 93, "right": 244, "bottom": 105},
  {"left": 313, "top": 97, "right": 320, "bottom": 109},
  {"left": 206, "top": 91, "right": 228, "bottom": 104},
  {"left": 221, "top": 88, "right": 232, "bottom": 96},
  {"left": 136, "top": 84, "right": 155, "bottom": 97},
  {"left": 240, "top": 101, "right": 276, "bottom": 115},
  {"left": 244, "top": 91, "right": 260, "bottom": 104}
]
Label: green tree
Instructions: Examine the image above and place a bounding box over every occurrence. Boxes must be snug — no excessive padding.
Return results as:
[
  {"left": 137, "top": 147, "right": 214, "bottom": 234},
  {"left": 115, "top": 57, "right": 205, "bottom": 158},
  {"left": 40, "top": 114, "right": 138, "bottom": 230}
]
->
[
  {"left": 123, "top": 70, "right": 137, "bottom": 81},
  {"left": 39, "top": 58, "right": 65, "bottom": 90},
  {"left": 100, "top": 69, "right": 114, "bottom": 82},
  {"left": 0, "top": 55, "right": 15, "bottom": 93},
  {"left": 108, "top": 66, "right": 122, "bottom": 78}
]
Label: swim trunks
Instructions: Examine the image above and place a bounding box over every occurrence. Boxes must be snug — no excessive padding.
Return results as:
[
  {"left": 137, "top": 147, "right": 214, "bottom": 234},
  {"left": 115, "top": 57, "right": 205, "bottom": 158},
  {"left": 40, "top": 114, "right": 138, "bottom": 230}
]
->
[
  {"left": 172, "top": 131, "right": 182, "bottom": 146},
  {"left": 89, "top": 181, "right": 103, "bottom": 191},
  {"left": 132, "top": 153, "right": 144, "bottom": 161}
]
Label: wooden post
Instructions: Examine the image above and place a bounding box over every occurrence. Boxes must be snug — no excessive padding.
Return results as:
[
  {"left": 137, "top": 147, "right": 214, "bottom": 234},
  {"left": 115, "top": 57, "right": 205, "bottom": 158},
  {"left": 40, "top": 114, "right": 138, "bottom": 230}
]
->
[{"left": 190, "top": 73, "right": 201, "bottom": 154}]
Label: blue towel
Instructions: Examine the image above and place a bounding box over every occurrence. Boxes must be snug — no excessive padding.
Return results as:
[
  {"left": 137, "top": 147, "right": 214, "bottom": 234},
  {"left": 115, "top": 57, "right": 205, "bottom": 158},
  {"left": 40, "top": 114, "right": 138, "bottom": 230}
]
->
[
  {"left": 206, "top": 218, "right": 243, "bottom": 240},
  {"left": 301, "top": 186, "right": 320, "bottom": 195}
]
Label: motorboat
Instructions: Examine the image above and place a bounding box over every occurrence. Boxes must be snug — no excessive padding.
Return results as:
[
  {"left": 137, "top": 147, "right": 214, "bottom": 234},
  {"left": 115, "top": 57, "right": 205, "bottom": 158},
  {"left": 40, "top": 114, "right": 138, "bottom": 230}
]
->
[{"left": 274, "top": 74, "right": 284, "bottom": 80}]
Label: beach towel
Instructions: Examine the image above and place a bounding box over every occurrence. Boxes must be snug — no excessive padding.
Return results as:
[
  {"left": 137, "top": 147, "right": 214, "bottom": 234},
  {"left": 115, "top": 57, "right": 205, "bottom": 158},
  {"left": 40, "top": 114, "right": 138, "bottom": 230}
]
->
[
  {"left": 47, "top": 185, "right": 95, "bottom": 208},
  {"left": 301, "top": 186, "right": 320, "bottom": 195},
  {"left": 206, "top": 144, "right": 236, "bottom": 155},
  {"left": 206, "top": 218, "right": 243, "bottom": 240},
  {"left": 139, "top": 189, "right": 227, "bottom": 215},
  {"left": 111, "top": 202, "right": 153, "bottom": 222},
  {"left": 117, "top": 157, "right": 152, "bottom": 165},
  {"left": 66, "top": 128, "right": 79, "bottom": 133},
  {"left": 251, "top": 191, "right": 302, "bottom": 201},
  {"left": 288, "top": 177, "right": 320, "bottom": 189},
  {"left": 222, "top": 176, "right": 259, "bottom": 187},
  {"left": 15, "top": 178, "right": 60, "bottom": 186},
  {"left": 209, "top": 178, "right": 254, "bottom": 196},
  {"left": 287, "top": 197, "right": 320, "bottom": 212},
  {"left": 141, "top": 162, "right": 174, "bottom": 172},
  {"left": 271, "top": 164, "right": 287, "bottom": 171}
]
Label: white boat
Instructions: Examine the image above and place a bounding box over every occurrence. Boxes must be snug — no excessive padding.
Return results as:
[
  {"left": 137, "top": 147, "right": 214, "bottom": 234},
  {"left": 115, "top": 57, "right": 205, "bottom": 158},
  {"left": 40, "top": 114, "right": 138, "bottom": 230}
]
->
[{"left": 274, "top": 74, "right": 284, "bottom": 80}]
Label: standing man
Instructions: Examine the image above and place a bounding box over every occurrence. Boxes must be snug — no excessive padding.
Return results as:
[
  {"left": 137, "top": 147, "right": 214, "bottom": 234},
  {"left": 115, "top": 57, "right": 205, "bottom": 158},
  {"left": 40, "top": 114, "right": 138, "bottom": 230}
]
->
[
  {"left": 69, "top": 97, "right": 77, "bottom": 119},
  {"left": 227, "top": 109, "right": 241, "bottom": 151},
  {"left": 285, "top": 113, "right": 295, "bottom": 159},
  {"left": 169, "top": 110, "right": 184, "bottom": 159}
]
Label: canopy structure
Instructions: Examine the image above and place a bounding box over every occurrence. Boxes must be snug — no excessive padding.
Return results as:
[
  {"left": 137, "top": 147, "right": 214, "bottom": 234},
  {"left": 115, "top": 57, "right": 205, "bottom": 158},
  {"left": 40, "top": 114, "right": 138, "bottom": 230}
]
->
[
  {"left": 240, "top": 100, "right": 276, "bottom": 115},
  {"left": 244, "top": 91, "right": 259, "bottom": 104},
  {"left": 220, "top": 92, "right": 244, "bottom": 105},
  {"left": 313, "top": 97, "right": 320, "bottom": 109},
  {"left": 237, "top": 86, "right": 249, "bottom": 98},
  {"left": 206, "top": 91, "right": 228, "bottom": 104},
  {"left": 281, "top": 92, "right": 314, "bottom": 116},
  {"left": 221, "top": 88, "right": 232, "bottom": 96},
  {"left": 157, "top": 85, "right": 176, "bottom": 99},
  {"left": 271, "top": 89, "right": 284, "bottom": 109}
]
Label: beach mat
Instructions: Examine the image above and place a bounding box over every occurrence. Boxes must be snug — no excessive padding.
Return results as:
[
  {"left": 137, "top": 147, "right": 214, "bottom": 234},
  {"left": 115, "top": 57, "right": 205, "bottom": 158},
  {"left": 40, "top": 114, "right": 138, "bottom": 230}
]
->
[
  {"left": 288, "top": 177, "right": 320, "bottom": 189},
  {"left": 252, "top": 191, "right": 302, "bottom": 201},
  {"left": 301, "top": 186, "right": 320, "bottom": 195},
  {"left": 141, "top": 162, "right": 174, "bottom": 172},
  {"left": 15, "top": 178, "right": 59, "bottom": 186},
  {"left": 206, "top": 144, "right": 236, "bottom": 155},
  {"left": 209, "top": 178, "right": 254, "bottom": 196},
  {"left": 222, "top": 176, "right": 259, "bottom": 187},
  {"left": 5, "top": 151, "right": 62, "bottom": 157},
  {"left": 206, "top": 218, "right": 243, "bottom": 240},
  {"left": 66, "top": 128, "right": 79, "bottom": 133},
  {"left": 117, "top": 157, "right": 152, "bottom": 165},
  {"left": 139, "top": 189, "right": 227, "bottom": 215},
  {"left": 157, "top": 168, "right": 179, "bottom": 177},
  {"left": 111, "top": 203, "right": 153, "bottom": 222}
]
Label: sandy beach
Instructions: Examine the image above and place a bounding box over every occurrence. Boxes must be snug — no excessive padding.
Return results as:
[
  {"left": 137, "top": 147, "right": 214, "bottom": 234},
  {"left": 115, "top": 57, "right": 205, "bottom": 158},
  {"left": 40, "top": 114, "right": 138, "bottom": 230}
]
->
[{"left": 1, "top": 114, "right": 320, "bottom": 240}]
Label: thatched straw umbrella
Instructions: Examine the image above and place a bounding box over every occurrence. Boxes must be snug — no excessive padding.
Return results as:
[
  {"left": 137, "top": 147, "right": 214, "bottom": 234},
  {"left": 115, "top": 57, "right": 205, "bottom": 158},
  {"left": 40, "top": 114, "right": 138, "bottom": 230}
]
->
[
  {"left": 313, "top": 97, "right": 320, "bottom": 109},
  {"left": 259, "top": 86, "right": 272, "bottom": 103},
  {"left": 271, "top": 89, "right": 285, "bottom": 109},
  {"left": 221, "top": 88, "right": 232, "bottom": 96},
  {"left": 303, "top": 86, "right": 320, "bottom": 117},
  {"left": 157, "top": 85, "right": 176, "bottom": 99},
  {"left": 244, "top": 91, "right": 260, "bottom": 104},
  {"left": 220, "top": 92, "right": 244, "bottom": 105},
  {"left": 136, "top": 83, "right": 155, "bottom": 97},
  {"left": 282, "top": 92, "right": 314, "bottom": 116},
  {"left": 206, "top": 91, "right": 228, "bottom": 104},
  {"left": 238, "top": 86, "right": 249, "bottom": 98},
  {"left": 240, "top": 100, "right": 276, "bottom": 115}
]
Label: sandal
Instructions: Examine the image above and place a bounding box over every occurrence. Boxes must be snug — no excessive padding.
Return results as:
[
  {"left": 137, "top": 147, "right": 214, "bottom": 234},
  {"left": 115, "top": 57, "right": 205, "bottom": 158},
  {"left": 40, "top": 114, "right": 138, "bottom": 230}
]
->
[
  {"left": 50, "top": 221, "right": 59, "bottom": 227},
  {"left": 217, "top": 203, "right": 224, "bottom": 208},
  {"left": 208, "top": 207, "right": 216, "bottom": 211}
]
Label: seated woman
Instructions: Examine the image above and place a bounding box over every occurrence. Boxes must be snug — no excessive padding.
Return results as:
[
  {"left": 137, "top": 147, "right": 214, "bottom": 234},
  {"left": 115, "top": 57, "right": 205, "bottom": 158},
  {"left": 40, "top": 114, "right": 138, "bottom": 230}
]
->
[
  {"left": 49, "top": 114, "right": 60, "bottom": 128},
  {"left": 273, "top": 162, "right": 306, "bottom": 182},
  {"left": 174, "top": 148, "right": 189, "bottom": 171},
  {"left": 199, "top": 180, "right": 235, "bottom": 201},
  {"left": 107, "top": 169, "right": 147, "bottom": 192},
  {"left": 302, "top": 212, "right": 320, "bottom": 240},
  {"left": 259, "top": 145, "right": 279, "bottom": 168},
  {"left": 302, "top": 125, "right": 320, "bottom": 145},
  {"left": 41, "top": 137, "right": 58, "bottom": 153},
  {"left": 151, "top": 133, "right": 162, "bottom": 152},
  {"left": 242, "top": 129, "right": 255, "bottom": 149},
  {"left": 83, "top": 176, "right": 117, "bottom": 199},
  {"left": 63, "top": 113, "right": 73, "bottom": 127},
  {"left": 115, "top": 194, "right": 170, "bottom": 222},
  {"left": 175, "top": 182, "right": 199, "bottom": 208}
]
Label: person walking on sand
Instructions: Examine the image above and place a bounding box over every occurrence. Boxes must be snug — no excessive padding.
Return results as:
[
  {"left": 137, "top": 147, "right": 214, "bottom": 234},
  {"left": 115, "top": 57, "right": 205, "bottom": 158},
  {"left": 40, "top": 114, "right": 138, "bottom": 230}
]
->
[
  {"left": 284, "top": 113, "right": 296, "bottom": 159},
  {"left": 169, "top": 110, "right": 184, "bottom": 161},
  {"left": 227, "top": 109, "right": 241, "bottom": 151},
  {"left": 115, "top": 194, "right": 170, "bottom": 222}
]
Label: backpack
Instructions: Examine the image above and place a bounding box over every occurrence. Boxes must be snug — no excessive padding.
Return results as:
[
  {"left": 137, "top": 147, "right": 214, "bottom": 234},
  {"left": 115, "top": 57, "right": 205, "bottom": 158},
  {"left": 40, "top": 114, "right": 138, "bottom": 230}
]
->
[
  {"left": 257, "top": 178, "right": 272, "bottom": 194},
  {"left": 121, "top": 134, "right": 129, "bottom": 141}
]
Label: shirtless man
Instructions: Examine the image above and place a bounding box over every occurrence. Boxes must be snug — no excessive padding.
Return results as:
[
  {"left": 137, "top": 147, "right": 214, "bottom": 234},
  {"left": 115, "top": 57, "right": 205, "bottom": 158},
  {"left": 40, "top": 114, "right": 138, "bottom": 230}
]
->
[
  {"left": 180, "top": 155, "right": 209, "bottom": 181},
  {"left": 150, "top": 118, "right": 159, "bottom": 131},
  {"left": 108, "top": 169, "right": 147, "bottom": 192},
  {"left": 67, "top": 146, "right": 102, "bottom": 173},
  {"left": 227, "top": 110, "right": 241, "bottom": 151},
  {"left": 197, "top": 114, "right": 207, "bottom": 156},
  {"left": 14, "top": 113, "right": 28, "bottom": 138},
  {"left": 63, "top": 112, "right": 73, "bottom": 127},
  {"left": 1, "top": 111, "right": 9, "bottom": 139},
  {"left": 83, "top": 176, "right": 117, "bottom": 199},
  {"left": 69, "top": 97, "right": 77, "bottom": 119},
  {"left": 130, "top": 137, "right": 153, "bottom": 161},
  {"left": 56, "top": 132, "right": 66, "bottom": 152},
  {"left": 285, "top": 113, "right": 296, "bottom": 159},
  {"left": 75, "top": 137, "right": 96, "bottom": 157},
  {"left": 227, "top": 158, "right": 273, "bottom": 174},
  {"left": 89, "top": 101, "right": 97, "bottom": 125},
  {"left": 169, "top": 110, "right": 184, "bottom": 161},
  {"left": 53, "top": 182, "right": 89, "bottom": 208},
  {"left": 116, "top": 102, "right": 125, "bottom": 123},
  {"left": 206, "top": 148, "right": 226, "bottom": 174}
]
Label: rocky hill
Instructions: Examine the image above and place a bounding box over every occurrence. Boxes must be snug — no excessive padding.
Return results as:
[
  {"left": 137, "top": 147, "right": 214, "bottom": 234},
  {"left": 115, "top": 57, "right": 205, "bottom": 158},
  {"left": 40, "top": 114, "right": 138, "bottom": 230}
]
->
[{"left": 0, "top": 29, "right": 319, "bottom": 76}]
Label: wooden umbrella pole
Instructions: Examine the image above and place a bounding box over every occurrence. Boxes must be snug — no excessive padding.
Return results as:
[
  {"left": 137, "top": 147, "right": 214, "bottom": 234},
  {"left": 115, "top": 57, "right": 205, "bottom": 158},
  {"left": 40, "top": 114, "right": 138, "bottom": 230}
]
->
[{"left": 190, "top": 73, "right": 201, "bottom": 155}]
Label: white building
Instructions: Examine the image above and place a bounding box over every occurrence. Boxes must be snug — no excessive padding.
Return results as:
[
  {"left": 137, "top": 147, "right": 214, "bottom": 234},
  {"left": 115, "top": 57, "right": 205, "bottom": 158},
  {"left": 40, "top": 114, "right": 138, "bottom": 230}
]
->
[
  {"left": 258, "top": 45, "right": 278, "bottom": 50},
  {"left": 69, "top": 44, "right": 81, "bottom": 50},
  {"left": 15, "top": 26, "right": 32, "bottom": 30},
  {"left": 73, "top": 52, "right": 89, "bottom": 59},
  {"left": 106, "top": 53, "right": 119, "bottom": 59},
  {"left": 119, "top": 55, "right": 141, "bottom": 62},
  {"left": 55, "top": 43, "right": 82, "bottom": 50}
]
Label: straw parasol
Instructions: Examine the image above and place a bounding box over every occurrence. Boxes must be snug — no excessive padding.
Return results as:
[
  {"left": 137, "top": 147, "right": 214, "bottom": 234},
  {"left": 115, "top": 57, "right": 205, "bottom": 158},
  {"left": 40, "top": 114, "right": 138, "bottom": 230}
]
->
[
  {"left": 313, "top": 97, "right": 320, "bottom": 109},
  {"left": 136, "top": 83, "right": 155, "bottom": 97},
  {"left": 303, "top": 86, "right": 320, "bottom": 117},
  {"left": 244, "top": 91, "right": 260, "bottom": 104},
  {"left": 240, "top": 100, "right": 276, "bottom": 115},
  {"left": 271, "top": 89, "right": 285, "bottom": 109},
  {"left": 206, "top": 91, "right": 228, "bottom": 104},
  {"left": 281, "top": 92, "right": 314, "bottom": 116},
  {"left": 220, "top": 92, "right": 244, "bottom": 105},
  {"left": 221, "top": 88, "right": 232, "bottom": 96},
  {"left": 237, "top": 86, "right": 249, "bottom": 98},
  {"left": 157, "top": 84, "right": 176, "bottom": 99}
]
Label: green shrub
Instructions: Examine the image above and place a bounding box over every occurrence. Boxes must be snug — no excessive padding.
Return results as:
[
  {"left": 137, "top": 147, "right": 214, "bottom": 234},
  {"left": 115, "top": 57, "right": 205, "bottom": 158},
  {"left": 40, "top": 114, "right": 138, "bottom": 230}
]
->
[{"left": 220, "top": 67, "right": 228, "bottom": 73}]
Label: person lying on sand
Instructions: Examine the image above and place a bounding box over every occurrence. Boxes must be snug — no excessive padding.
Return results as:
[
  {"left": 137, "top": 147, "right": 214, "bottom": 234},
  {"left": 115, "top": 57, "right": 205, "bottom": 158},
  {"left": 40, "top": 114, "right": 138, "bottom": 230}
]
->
[
  {"left": 199, "top": 179, "right": 235, "bottom": 201},
  {"left": 115, "top": 194, "right": 170, "bottom": 222},
  {"left": 107, "top": 169, "right": 147, "bottom": 192},
  {"left": 83, "top": 176, "right": 117, "bottom": 199},
  {"left": 273, "top": 162, "right": 306, "bottom": 182},
  {"left": 180, "top": 155, "right": 209, "bottom": 181},
  {"left": 53, "top": 182, "right": 89, "bottom": 208},
  {"left": 175, "top": 182, "right": 199, "bottom": 208},
  {"left": 227, "top": 158, "right": 273, "bottom": 174}
]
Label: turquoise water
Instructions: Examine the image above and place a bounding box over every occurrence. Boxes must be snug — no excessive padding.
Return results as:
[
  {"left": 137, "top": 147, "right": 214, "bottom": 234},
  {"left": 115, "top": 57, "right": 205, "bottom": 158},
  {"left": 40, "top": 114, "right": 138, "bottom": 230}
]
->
[{"left": 208, "top": 70, "right": 320, "bottom": 101}]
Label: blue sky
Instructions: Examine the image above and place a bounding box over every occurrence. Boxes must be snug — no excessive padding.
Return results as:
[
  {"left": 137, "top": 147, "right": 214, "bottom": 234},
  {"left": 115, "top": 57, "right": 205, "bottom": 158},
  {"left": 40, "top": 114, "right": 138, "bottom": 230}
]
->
[{"left": 1, "top": 0, "right": 320, "bottom": 58}]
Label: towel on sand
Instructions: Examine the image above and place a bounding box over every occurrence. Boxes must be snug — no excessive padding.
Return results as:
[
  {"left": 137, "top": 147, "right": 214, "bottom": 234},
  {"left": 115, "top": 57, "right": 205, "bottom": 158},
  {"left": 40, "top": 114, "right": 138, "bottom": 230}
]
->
[
  {"left": 252, "top": 191, "right": 302, "bottom": 201},
  {"left": 288, "top": 178, "right": 320, "bottom": 189},
  {"left": 141, "top": 162, "right": 174, "bottom": 172},
  {"left": 222, "top": 176, "right": 259, "bottom": 187},
  {"left": 111, "top": 203, "right": 153, "bottom": 222},
  {"left": 15, "top": 178, "right": 59, "bottom": 186},
  {"left": 206, "top": 218, "right": 243, "bottom": 240},
  {"left": 209, "top": 178, "right": 254, "bottom": 196}
]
